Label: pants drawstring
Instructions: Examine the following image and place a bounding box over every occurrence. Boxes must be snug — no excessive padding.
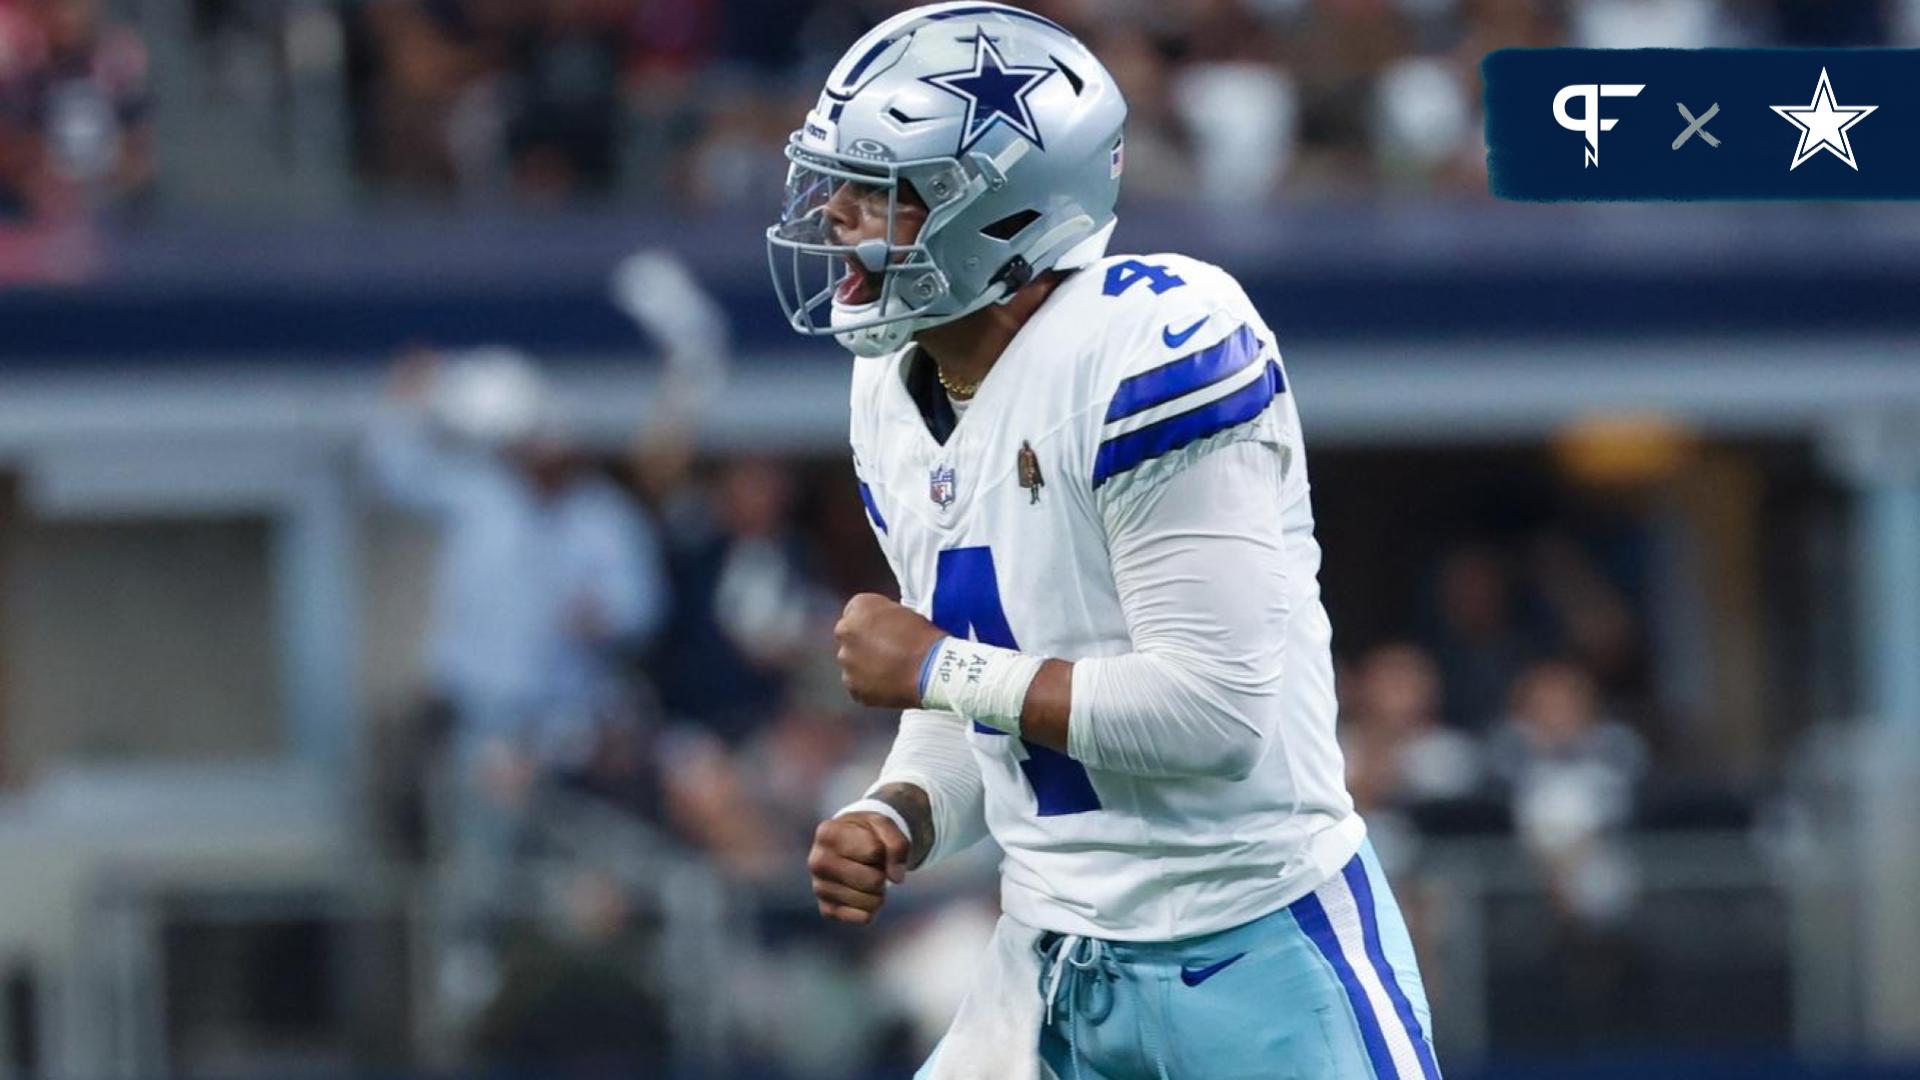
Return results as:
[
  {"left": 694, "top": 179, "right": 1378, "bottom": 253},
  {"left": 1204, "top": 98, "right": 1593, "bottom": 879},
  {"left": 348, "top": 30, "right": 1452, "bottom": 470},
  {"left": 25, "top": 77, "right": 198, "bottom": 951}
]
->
[
  {"left": 1041, "top": 933, "right": 1081, "bottom": 1030},
  {"left": 1039, "top": 934, "right": 1116, "bottom": 1080}
]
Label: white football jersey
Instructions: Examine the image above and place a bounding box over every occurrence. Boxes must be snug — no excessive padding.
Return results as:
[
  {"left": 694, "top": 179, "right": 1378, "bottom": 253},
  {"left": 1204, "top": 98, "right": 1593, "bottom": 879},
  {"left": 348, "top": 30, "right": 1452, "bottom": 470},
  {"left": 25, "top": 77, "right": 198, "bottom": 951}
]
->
[{"left": 850, "top": 252, "right": 1364, "bottom": 941}]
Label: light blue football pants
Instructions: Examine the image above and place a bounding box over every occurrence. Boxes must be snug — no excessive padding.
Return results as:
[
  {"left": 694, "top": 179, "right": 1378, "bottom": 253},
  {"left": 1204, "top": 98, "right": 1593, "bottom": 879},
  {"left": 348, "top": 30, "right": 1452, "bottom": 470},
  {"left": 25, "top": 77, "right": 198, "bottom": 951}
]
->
[{"left": 919, "top": 841, "right": 1442, "bottom": 1080}]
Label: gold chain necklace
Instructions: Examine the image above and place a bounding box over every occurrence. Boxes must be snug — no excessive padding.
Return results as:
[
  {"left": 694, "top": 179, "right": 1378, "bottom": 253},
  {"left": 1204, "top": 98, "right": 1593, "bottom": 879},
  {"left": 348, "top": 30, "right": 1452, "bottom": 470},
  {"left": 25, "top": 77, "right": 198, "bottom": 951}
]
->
[{"left": 935, "top": 363, "right": 981, "bottom": 400}]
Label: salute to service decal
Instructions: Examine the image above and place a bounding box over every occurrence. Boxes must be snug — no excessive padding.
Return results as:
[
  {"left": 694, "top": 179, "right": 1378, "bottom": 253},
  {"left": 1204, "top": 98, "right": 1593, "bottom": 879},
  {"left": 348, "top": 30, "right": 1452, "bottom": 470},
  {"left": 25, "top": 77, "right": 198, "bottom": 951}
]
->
[{"left": 1018, "top": 441, "right": 1045, "bottom": 505}]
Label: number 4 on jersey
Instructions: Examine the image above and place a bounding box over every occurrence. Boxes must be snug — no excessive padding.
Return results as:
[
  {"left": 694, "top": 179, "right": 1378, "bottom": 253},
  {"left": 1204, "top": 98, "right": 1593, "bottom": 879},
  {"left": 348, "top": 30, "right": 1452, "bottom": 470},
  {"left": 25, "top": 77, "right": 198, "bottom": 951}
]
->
[
  {"left": 929, "top": 547, "right": 1102, "bottom": 816},
  {"left": 1102, "top": 258, "right": 1186, "bottom": 297}
]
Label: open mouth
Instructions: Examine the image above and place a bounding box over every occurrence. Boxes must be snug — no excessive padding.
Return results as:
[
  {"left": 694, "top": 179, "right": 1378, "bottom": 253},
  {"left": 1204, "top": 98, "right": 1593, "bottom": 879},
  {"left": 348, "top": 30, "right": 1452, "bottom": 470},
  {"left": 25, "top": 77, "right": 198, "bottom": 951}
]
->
[{"left": 836, "top": 255, "right": 880, "bottom": 306}]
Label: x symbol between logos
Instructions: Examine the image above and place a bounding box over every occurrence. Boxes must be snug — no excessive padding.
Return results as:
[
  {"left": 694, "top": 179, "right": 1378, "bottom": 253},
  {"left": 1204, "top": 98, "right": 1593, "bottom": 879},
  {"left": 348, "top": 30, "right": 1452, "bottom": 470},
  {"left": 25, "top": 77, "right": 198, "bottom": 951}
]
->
[{"left": 1673, "top": 102, "right": 1721, "bottom": 149}]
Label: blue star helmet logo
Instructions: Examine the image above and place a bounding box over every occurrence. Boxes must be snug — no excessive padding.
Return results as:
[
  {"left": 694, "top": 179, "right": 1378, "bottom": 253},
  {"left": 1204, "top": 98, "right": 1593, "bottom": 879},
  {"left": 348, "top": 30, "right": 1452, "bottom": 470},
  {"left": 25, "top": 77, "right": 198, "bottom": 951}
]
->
[{"left": 921, "top": 32, "right": 1056, "bottom": 156}]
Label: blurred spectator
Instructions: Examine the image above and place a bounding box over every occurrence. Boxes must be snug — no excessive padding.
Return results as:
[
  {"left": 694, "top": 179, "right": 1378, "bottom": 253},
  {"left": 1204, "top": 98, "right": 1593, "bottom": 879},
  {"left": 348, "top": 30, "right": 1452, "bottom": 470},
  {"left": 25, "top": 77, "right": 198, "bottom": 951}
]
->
[
  {"left": 346, "top": 0, "right": 702, "bottom": 202},
  {"left": 553, "top": 693, "right": 673, "bottom": 826},
  {"left": 1173, "top": 58, "right": 1296, "bottom": 205},
  {"left": 351, "top": 0, "right": 506, "bottom": 197},
  {"left": 368, "top": 346, "right": 667, "bottom": 766},
  {"left": 1570, "top": 0, "right": 1727, "bottom": 47},
  {"left": 1489, "top": 659, "right": 1647, "bottom": 927},
  {"left": 1344, "top": 643, "right": 1484, "bottom": 813},
  {"left": 678, "top": 79, "right": 793, "bottom": 208},
  {"left": 1426, "top": 543, "right": 1539, "bottom": 732},
  {"left": 718, "top": 0, "right": 818, "bottom": 74},
  {"left": 502, "top": 0, "right": 629, "bottom": 201},
  {"left": 1370, "top": 55, "right": 1480, "bottom": 193},
  {"left": 651, "top": 685, "right": 882, "bottom": 883},
  {"left": 746, "top": 698, "right": 863, "bottom": 842},
  {"left": 1082, "top": 23, "right": 1196, "bottom": 202},
  {"left": 652, "top": 457, "right": 836, "bottom": 746},
  {"left": 469, "top": 869, "right": 670, "bottom": 1071},
  {"left": 1152, "top": 1, "right": 1297, "bottom": 205},
  {"left": 1341, "top": 642, "right": 1484, "bottom": 873},
  {"left": 1767, "top": 0, "right": 1891, "bottom": 44},
  {"left": 654, "top": 718, "right": 785, "bottom": 881},
  {"left": 628, "top": 0, "right": 716, "bottom": 76},
  {"left": 0, "top": 0, "right": 151, "bottom": 218},
  {"left": 1487, "top": 658, "right": 1651, "bottom": 1043},
  {"left": 0, "top": 0, "right": 149, "bottom": 281},
  {"left": 1527, "top": 531, "right": 1642, "bottom": 700},
  {"left": 363, "top": 345, "right": 668, "bottom": 1017},
  {"left": 322, "top": 0, "right": 1915, "bottom": 208},
  {"left": 1281, "top": 0, "right": 1414, "bottom": 194}
]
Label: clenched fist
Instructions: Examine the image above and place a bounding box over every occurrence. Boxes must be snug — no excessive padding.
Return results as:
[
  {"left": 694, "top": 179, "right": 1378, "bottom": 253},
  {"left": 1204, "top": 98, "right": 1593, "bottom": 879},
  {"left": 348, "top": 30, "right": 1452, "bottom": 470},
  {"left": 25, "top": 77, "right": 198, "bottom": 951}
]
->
[
  {"left": 833, "top": 593, "right": 945, "bottom": 709},
  {"left": 808, "top": 812, "right": 909, "bottom": 925}
]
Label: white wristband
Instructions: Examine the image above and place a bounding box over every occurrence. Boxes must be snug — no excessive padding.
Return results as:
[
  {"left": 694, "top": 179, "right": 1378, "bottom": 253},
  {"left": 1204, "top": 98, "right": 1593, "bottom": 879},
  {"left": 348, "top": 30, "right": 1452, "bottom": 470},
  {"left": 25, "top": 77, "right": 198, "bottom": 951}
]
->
[
  {"left": 917, "top": 636, "right": 1043, "bottom": 736},
  {"left": 836, "top": 797, "right": 913, "bottom": 846}
]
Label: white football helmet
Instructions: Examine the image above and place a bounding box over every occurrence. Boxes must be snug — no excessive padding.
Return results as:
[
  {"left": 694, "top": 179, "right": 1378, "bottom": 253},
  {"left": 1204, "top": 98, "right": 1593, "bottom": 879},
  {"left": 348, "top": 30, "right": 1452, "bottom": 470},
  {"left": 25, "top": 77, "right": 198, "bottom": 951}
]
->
[
  {"left": 767, "top": 2, "right": 1127, "bottom": 358},
  {"left": 429, "top": 346, "right": 551, "bottom": 446}
]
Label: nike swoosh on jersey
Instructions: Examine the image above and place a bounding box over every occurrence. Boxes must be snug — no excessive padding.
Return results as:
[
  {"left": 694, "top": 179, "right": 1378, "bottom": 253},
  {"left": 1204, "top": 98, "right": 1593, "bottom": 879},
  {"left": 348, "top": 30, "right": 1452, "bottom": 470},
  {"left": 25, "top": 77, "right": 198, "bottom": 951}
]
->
[
  {"left": 1179, "top": 951, "right": 1247, "bottom": 987},
  {"left": 1161, "top": 316, "right": 1208, "bottom": 349}
]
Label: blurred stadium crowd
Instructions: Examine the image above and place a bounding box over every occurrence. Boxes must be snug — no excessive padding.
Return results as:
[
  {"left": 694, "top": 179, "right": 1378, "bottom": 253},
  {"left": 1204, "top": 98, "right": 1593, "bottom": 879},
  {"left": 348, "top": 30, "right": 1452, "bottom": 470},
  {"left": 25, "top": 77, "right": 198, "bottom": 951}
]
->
[{"left": 2, "top": 0, "right": 1918, "bottom": 229}]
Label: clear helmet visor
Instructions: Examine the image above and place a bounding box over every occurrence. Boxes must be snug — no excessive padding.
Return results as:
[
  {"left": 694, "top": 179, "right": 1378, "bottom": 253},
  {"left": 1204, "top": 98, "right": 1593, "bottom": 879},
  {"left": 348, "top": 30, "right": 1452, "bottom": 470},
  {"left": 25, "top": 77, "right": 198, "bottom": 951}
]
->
[{"left": 765, "top": 139, "right": 943, "bottom": 342}]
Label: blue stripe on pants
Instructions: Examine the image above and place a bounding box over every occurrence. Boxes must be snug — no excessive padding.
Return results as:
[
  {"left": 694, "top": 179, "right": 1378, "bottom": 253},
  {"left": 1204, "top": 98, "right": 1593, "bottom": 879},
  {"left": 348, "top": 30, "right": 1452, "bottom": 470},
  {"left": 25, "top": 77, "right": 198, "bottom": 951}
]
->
[
  {"left": 1293, "top": 885, "right": 1399, "bottom": 1078},
  {"left": 1346, "top": 856, "right": 1443, "bottom": 1079},
  {"left": 914, "top": 840, "right": 1440, "bottom": 1079}
]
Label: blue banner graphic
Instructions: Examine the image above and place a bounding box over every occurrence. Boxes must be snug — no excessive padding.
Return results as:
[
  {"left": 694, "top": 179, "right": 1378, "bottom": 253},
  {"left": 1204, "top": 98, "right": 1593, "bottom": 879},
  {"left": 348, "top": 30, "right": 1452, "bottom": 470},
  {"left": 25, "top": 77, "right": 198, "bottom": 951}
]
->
[{"left": 1486, "top": 49, "right": 1920, "bottom": 201}]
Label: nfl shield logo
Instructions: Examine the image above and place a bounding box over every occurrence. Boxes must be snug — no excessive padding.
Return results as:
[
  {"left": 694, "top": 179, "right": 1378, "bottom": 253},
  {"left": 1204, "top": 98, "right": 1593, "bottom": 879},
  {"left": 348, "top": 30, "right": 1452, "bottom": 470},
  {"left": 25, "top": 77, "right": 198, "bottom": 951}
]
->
[{"left": 929, "top": 465, "right": 957, "bottom": 508}]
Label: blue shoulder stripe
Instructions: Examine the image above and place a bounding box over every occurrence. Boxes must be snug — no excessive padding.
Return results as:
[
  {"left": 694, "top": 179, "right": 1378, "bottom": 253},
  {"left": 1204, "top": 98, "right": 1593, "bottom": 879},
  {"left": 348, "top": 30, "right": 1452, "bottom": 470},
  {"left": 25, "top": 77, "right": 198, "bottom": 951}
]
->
[
  {"left": 1092, "top": 360, "right": 1285, "bottom": 489},
  {"left": 857, "top": 481, "right": 888, "bottom": 534},
  {"left": 1104, "top": 324, "right": 1261, "bottom": 424}
]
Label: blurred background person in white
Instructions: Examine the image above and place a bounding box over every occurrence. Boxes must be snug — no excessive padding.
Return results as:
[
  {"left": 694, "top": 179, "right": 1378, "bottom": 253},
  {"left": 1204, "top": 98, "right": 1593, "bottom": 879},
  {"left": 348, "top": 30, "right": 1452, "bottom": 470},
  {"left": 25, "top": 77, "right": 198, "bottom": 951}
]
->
[
  {"left": 363, "top": 344, "right": 668, "bottom": 1021},
  {"left": 1490, "top": 658, "right": 1646, "bottom": 925},
  {"left": 1490, "top": 658, "right": 1650, "bottom": 1043},
  {"left": 1343, "top": 642, "right": 1484, "bottom": 870}
]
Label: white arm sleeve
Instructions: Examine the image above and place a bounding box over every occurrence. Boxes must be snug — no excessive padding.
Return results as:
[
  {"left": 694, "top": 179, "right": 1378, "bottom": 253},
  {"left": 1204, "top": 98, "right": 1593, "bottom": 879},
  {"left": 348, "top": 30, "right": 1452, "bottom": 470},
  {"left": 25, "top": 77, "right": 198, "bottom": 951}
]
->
[
  {"left": 869, "top": 708, "right": 990, "bottom": 869},
  {"left": 363, "top": 406, "right": 480, "bottom": 516},
  {"left": 1068, "top": 441, "right": 1291, "bottom": 781},
  {"left": 583, "top": 497, "right": 669, "bottom": 644}
]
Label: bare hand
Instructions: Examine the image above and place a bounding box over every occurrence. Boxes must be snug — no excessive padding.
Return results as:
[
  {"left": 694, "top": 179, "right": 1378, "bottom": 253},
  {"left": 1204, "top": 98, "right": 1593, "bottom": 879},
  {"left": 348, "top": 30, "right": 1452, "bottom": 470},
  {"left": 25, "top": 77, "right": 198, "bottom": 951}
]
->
[
  {"left": 808, "top": 812, "right": 909, "bottom": 925},
  {"left": 833, "top": 593, "right": 946, "bottom": 709}
]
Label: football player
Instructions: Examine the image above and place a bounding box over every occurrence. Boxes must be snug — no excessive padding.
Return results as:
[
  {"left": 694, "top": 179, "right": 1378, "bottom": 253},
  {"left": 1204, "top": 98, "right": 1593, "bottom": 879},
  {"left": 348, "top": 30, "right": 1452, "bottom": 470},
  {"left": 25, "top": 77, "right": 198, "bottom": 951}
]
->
[{"left": 769, "top": 4, "right": 1441, "bottom": 1077}]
